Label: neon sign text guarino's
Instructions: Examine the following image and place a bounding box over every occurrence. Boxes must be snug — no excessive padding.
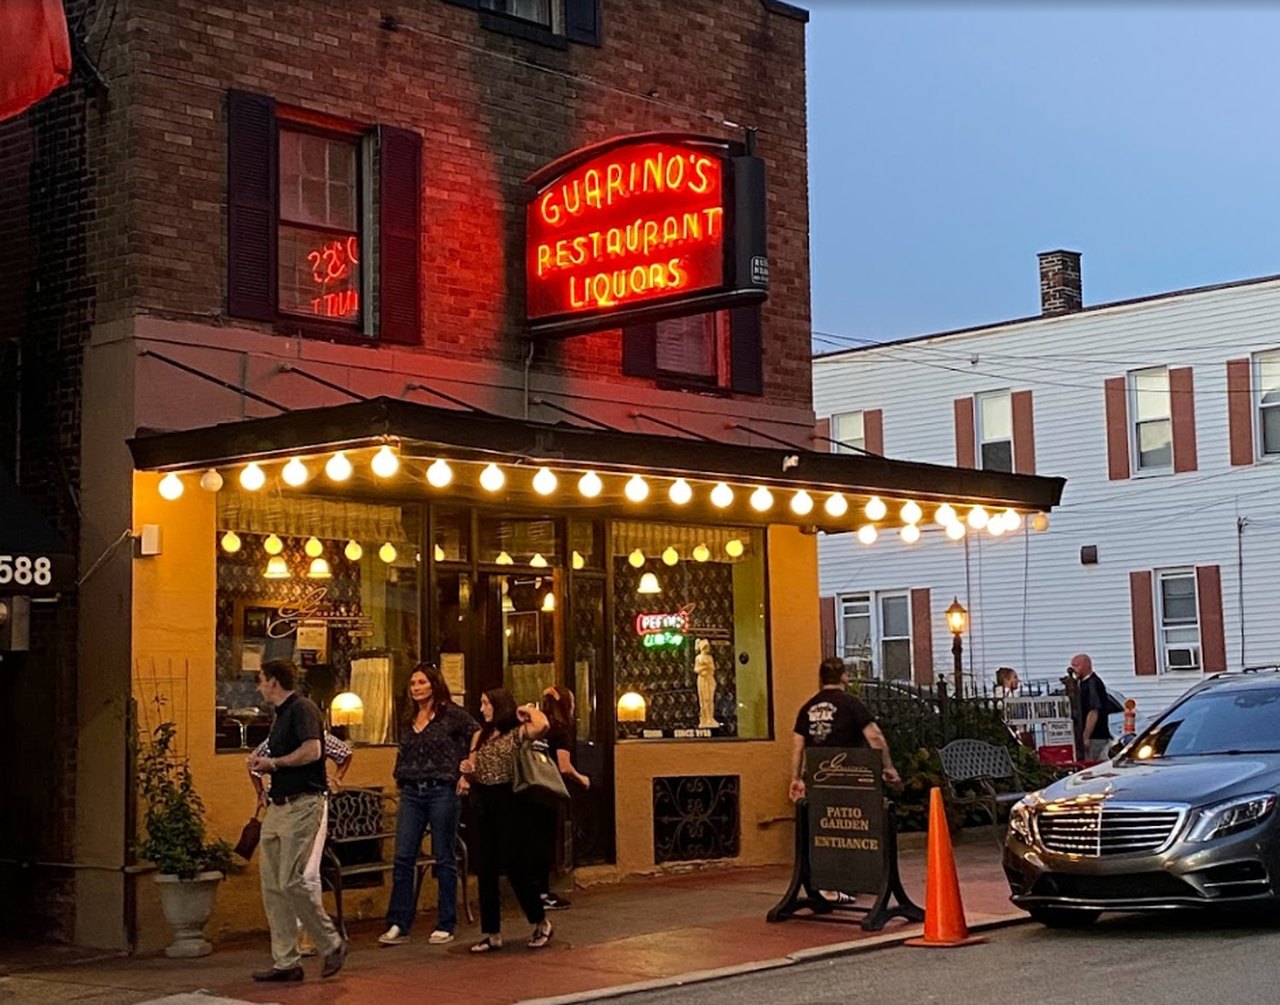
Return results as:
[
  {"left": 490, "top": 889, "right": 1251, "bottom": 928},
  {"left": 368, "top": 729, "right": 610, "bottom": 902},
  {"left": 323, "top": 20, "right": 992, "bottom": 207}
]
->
[{"left": 527, "top": 141, "right": 726, "bottom": 322}]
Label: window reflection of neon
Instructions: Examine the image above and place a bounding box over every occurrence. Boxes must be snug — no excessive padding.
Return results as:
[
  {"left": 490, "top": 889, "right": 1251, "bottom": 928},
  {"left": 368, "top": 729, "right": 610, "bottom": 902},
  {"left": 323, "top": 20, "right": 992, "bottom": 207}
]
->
[{"left": 304, "top": 236, "right": 359, "bottom": 319}]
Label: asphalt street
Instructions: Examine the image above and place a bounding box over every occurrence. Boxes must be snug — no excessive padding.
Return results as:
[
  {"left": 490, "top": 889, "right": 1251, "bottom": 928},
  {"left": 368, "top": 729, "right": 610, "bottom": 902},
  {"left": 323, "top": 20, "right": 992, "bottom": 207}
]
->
[{"left": 607, "top": 911, "right": 1280, "bottom": 1005}]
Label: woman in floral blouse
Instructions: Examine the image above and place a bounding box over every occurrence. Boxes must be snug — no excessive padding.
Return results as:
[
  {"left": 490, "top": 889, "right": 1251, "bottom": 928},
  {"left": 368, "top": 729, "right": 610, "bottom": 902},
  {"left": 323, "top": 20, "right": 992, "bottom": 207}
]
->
[{"left": 460, "top": 687, "right": 551, "bottom": 952}]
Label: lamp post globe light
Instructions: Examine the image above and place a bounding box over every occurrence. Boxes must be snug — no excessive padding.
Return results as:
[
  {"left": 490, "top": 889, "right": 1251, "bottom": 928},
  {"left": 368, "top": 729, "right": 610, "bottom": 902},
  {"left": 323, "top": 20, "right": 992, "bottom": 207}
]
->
[{"left": 945, "top": 597, "right": 968, "bottom": 697}]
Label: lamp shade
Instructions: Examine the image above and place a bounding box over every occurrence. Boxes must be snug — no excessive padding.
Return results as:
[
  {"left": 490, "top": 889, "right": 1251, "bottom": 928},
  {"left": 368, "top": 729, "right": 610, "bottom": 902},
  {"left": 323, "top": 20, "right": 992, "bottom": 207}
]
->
[
  {"left": 617, "top": 690, "right": 647, "bottom": 723},
  {"left": 637, "top": 572, "right": 661, "bottom": 595},
  {"left": 330, "top": 690, "right": 364, "bottom": 727},
  {"left": 263, "top": 555, "right": 291, "bottom": 579}
]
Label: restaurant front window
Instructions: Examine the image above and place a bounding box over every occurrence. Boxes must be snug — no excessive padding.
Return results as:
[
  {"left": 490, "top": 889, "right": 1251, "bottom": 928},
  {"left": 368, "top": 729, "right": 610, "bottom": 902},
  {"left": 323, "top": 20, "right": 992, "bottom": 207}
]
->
[
  {"left": 612, "top": 522, "right": 769, "bottom": 740},
  {"left": 214, "top": 492, "right": 421, "bottom": 750}
]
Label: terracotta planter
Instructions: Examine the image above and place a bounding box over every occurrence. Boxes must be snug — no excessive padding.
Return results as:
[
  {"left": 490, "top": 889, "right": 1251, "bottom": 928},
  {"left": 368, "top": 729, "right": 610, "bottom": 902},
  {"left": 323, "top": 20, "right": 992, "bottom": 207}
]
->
[{"left": 154, "top": 871, "right": 222, "bottom": 958}]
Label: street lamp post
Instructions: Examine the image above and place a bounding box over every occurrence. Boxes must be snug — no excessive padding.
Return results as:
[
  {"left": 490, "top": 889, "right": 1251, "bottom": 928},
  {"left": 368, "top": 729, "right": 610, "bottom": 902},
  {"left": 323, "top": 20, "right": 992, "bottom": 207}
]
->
[{"left": 945, "top": 597, "right": 968, "bottom": 698}]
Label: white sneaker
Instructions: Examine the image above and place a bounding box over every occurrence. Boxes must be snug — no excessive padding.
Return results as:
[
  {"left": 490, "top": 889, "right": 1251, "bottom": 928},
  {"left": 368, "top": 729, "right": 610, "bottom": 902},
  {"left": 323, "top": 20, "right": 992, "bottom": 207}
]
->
[
  {"left": 428, "top": 929, "right": 455, "bottom": 945},
  {"left": 378, "top": 925, "right": 410, "bottom": 946}
]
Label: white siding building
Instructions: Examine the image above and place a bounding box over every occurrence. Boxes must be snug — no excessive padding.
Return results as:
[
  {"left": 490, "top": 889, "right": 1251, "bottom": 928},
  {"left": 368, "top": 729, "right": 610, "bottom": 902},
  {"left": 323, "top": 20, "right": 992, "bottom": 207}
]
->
[{"left": 813, "top": 252, "right": 1280, "bottom": 725}]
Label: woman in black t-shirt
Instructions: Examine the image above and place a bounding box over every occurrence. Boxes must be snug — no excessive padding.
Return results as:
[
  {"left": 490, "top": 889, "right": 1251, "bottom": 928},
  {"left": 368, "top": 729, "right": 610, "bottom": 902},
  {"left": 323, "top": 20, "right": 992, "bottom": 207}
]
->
[{"left": 536, "top": 687, "right": 589, "bottom": 910}]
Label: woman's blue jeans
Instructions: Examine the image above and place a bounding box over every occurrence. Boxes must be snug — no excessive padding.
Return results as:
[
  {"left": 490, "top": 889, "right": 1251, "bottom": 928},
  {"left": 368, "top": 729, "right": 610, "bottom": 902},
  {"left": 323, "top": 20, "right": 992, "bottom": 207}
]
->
[{"left": 387, "top": 782, "right": 460, "bottom": 933}]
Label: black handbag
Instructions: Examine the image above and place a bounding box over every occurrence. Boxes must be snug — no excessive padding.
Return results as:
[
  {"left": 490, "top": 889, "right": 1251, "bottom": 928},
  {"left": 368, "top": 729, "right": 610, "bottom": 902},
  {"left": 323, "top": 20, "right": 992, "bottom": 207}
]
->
[
  {"left": 513, "top": 737, "right": 570, "bottom": 803},
  {"left": 234, "top": 806, "right": 263, "bottom": 860}
]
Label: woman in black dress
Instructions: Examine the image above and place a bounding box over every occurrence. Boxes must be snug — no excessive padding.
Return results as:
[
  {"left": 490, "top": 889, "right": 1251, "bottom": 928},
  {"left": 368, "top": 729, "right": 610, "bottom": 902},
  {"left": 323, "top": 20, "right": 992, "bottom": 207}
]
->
[{"left": 537, "top": 686, "right": 590, "bottom": 910}]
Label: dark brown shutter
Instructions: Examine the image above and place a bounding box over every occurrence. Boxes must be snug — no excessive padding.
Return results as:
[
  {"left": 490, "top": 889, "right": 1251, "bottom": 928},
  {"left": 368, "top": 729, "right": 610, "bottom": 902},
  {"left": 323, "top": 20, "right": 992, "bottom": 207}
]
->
[
  {"left": 621, "top": 322, "right": 657, "bottom": 378},
  {"left": 1170, "top": 366, "right": 1198, "bottom": 473},
  {"left": 1012, "top": 389, "right": 1036, "bottom": 474},
  {"left": 819, "top": 595, "right": 836, "bottom": 658},
  {"left": 227, "top": 90, "right": 277, "bottom": 321},
  {"left": 813, "top": 416, "right": 831, "bottom": 450},
  {"left": 910, "top": 588, "right": 933, "bottom": 686},
  {"left": 565, "top": 0, "right": 602, "bottom": 44},
  {"left": 1104, "top": 376, "right": 1131, "bottom": 481},
  {"left": 1227, "top": 358, "right": 1254, "bottom": 466},
  {"left": 378, "top": 125, "right": 422, "bottom": 345},
  {"left": 1196, "top": 565, "right": 1227, "bottom": 674},
  {"left": 729, "top": 305, "right": 764, "bottom": 395},
  {"left": 864, "top": 408, "right": 884, "bottom": 456},
  {"left": 953, "top": 397, "right": 975, "bottom": 468},
  {"left": 1130, "top": 570, "right": 1157, "bottom": 676}
]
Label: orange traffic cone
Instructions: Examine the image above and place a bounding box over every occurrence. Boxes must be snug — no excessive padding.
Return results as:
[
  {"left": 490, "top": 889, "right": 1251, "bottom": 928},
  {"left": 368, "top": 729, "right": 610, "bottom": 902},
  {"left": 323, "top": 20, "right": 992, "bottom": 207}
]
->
[{"left": 905, "top": 786, "right": 987, "bottom": 948}]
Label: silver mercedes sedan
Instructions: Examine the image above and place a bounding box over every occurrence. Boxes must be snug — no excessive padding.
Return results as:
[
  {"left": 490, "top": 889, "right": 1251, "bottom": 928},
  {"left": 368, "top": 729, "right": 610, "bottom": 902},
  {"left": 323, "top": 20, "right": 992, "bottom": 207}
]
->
[{"left": 1003, "top": 671, "right": 1280, "bottom": 927}]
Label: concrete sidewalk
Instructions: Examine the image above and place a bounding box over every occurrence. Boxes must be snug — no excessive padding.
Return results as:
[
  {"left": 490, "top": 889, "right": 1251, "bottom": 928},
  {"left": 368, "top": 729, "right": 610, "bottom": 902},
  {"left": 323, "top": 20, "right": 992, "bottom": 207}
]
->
[{"left": 0, "top": 835, "right": 1024, "bottom": 1005}]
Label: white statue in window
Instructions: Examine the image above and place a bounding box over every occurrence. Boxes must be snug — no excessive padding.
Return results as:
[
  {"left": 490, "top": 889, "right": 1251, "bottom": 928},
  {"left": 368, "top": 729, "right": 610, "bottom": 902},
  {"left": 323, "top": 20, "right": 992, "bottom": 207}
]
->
[{"left": 694, "top": 638, "right": 720, "bottom": 729}]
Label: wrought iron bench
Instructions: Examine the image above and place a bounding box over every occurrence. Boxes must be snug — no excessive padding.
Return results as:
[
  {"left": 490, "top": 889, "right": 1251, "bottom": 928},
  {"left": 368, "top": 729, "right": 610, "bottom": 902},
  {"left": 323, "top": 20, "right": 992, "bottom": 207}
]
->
[
  {"left": 320, "top": 787, "right": 472, "bottom": 937},
  {"left": 937, "top": 738, "right": 1027, "bottom": 843}
]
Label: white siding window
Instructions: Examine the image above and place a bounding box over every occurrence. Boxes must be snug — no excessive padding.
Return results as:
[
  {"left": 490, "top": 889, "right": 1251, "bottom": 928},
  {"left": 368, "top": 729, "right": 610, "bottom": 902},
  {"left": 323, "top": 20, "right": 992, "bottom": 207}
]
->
[
  {"left": 1256, "top": 349, "right": 1280, "bottom": 457},
  {"left": 838, "top": 591, "right": 912, "bottom": 681},
  {"left": 977, "top": 390, "right": 1013, "bottom": 472},
  {"left": 1130, "top": 366, "right": 1172, "bottom": 472},
  {"left": 831, "top": 411, "right": 866, "bottom": 454},
  {"left": 1157, "top": 569, "right": 1201, "bottom": 672}
]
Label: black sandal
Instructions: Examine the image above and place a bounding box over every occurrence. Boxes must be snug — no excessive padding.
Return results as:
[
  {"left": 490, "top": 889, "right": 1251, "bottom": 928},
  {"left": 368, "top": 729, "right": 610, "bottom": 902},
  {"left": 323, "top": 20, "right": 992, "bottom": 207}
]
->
[
  {"left": 527, "top": 921, "right": 553, "bottom": 949},
  {"left": 470, "top": 936, "right": 503, "bottom": 953}
]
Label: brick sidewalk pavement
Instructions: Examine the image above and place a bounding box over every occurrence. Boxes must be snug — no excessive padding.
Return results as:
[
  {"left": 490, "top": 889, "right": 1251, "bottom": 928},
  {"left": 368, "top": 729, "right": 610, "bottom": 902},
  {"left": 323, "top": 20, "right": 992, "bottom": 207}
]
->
[{"left": 0, "top": 836, "right": 1023, "bottom": 1005}]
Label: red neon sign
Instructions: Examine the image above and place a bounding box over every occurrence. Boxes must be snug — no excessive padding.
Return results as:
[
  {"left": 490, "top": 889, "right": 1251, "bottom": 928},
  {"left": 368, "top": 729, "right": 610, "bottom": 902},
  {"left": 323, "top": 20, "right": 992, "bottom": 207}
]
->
[
  {"left": 527, "top": 142, "right": 726, "bottom": 322},
  {"left": 307, "top": 236, "right": 359, "bottom": 320}
]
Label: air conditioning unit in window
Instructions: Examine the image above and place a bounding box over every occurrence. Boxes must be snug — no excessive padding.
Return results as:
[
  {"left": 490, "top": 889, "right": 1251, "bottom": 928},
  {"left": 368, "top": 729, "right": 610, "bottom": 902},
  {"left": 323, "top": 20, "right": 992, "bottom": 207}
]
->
[{"left": 1165, "top": 645, "right": 1201, "bottom": 670}]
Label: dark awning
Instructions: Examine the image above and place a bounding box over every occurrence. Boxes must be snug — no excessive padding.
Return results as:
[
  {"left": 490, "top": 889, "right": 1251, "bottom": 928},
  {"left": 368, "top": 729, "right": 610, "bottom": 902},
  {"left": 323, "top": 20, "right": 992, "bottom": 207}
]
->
[
  {"left": 0, "top": 466, "right": 75, "bottom": 594},
  {"left": 127, "top": 396, "right": 1064, "bottom": 526}
]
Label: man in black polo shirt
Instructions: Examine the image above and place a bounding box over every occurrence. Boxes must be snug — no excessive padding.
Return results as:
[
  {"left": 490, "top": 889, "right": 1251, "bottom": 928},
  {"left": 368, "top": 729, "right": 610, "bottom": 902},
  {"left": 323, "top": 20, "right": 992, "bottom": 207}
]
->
[
  {"left": 789, "top": 657, "right": 900, "bottom": 804},
  {"left": 245, "top": 660, "right": 345, "bottom": 982}
]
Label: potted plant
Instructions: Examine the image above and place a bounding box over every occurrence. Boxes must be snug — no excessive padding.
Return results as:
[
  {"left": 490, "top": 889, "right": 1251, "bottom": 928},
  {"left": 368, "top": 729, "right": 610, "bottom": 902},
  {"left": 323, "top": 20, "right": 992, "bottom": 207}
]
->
[{"left": 136, "top": 721, "right": 234, "bottom": 958}]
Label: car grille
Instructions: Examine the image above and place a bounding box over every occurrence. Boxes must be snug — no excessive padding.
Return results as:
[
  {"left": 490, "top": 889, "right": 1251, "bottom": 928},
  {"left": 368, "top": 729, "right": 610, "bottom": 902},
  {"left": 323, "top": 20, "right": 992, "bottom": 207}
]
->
[{"left": 1035, "top": 803, "right": 1185, "bottom": 856}]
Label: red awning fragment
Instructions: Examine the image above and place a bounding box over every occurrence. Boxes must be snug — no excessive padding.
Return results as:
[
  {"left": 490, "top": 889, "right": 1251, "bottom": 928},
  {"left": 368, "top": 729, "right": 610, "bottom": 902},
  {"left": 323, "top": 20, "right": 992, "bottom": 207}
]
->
[{"left": 0, "top": 0, "right": 72, "bottom": 122}]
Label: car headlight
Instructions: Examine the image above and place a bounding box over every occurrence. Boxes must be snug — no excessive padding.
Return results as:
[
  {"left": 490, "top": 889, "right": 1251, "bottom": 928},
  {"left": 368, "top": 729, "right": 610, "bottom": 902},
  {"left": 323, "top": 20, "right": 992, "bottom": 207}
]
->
[
  {"left": 1009, "top": 796, "right": 1036, "bottom": 844},
  {"left": 1186, "top": 793, "right": 1277, "bottom": 843}
]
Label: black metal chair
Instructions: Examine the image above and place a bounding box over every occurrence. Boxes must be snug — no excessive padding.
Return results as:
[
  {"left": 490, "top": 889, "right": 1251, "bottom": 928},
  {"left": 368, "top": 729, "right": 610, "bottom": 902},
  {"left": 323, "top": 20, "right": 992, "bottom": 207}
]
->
[{"left": 938, "top": 738, "right": 1027, "bottom": 844}]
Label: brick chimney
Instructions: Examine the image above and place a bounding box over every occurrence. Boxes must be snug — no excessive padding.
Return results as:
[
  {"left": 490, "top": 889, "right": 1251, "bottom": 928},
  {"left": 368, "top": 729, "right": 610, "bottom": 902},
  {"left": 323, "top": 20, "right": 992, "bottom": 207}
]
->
[{"left": 1037, "top": 249, "right": 1082, "bottom": 315}]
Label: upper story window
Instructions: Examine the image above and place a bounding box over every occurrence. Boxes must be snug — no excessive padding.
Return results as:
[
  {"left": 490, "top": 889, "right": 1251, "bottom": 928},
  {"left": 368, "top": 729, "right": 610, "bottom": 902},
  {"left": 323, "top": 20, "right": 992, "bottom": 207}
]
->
[
  {"left": 1130, "top": 366, "right": 1172, "bottom": 472},
  {"left": 656, "top": 312, "right": 724, "bottom": 384},
  {"left": 227, "top": 91, "right": 422, "bottom": 344},
  {"left": 482, "top": 0, "right": 552, "bottom": 26},
  {"left": 830, "top": 411, "right": 865, "bottom": 454},
  {"left": 838, "top": 591, "right": 912, "bottom": 682},
  {"left": 1256, "top": 349, "right": 1280, "bottom": 457},
  {"left": 622, "top": 307, "right": 763, "bottom": 395},
  {"left": 1157, "top": 568, "right": 1201, "bottom": 672},
  {"left": 976, "top": 390, "right": 1012, "bottom": 472},
  {"left": 450, "top": 0, "right": 602, "bottom": 47}
]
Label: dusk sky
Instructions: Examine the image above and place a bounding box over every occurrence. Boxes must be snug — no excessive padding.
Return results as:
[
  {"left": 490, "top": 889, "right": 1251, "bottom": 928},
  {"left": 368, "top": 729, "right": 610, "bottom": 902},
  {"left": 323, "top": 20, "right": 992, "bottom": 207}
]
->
[{"left": 805, "top": 2, "right": 1280, "bottom": 350}]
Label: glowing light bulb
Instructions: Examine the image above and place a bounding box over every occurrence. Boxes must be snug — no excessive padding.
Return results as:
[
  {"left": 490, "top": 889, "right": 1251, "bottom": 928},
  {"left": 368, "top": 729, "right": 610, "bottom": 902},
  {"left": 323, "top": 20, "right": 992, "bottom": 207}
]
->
[
  {"left": 372, "top": 445, "right": 400, "bottom": 478},
  {"left": 824, "top": 493, "right": 848, "bottom": 518},
  {"left": 750, "top": 486, "right": 773, "bottom": 512},
  {"left": 572, "top": 550, "right": 585, "bottom": 570},
  {"left": 240, "top": 463, "right": 266, "bottom": 491},
  {"left": 304, "top": 537, "right": 323, "bottom": 558},
  {"left": 725, "top": 538, "right": 745, "bottom": 558},
  {"left": 530, "top": 552, "right": 548, "bottom": 568},
  {"left": 710, "top": 482, "right": 734, "bottom": 508},
  {"left": 628, "top": 548, "right": 646, "bottom": 568},
  {"left": 901, "top": 500, "right": 923, "bottom": 525},
  {"left": 344, "top": 540, "right": 363, "bottom": 561},
  {"left": 220, "top": 531, "right": 241, "bottom": 554},
  {"left": 199, "top": 469, "right": 223, "bottom": 493},
  {"left": 1031, "top": 512, "right": 1050, "bottom": 533},
  {"left": 865, "top": 496, "right": 887, "bottom": 521},
  {"left": 946, "top": 521, "right": 966, "bottom": 541},
  {"left": 662, "top": 546, "right": 679, "bottom": 566},
  {"left": 495, "top": 551, "right": 514, "bottom": 565},
  {"left": 625, "top": 475, "right": 649, "bottom": 502},
  {"left": 988, "top": 519, "right": 1006, "bottom": 537},
  {"left": 159, "top": 472, "right": 184, "bottom": 500},
  {"left": 935, "top": 503, "right": 957, "bottom": 527},
  {"left": 693, "top": 543, "right": 710, "bottom": 563},
  {"left": 532, "top": 467, "right": 557, "bottom": 496},
  {"left": 668, "top": 478, "right": 693, "bottom": 505},
  {"left": 1001, "top": 508, "right": 1022, "bottom": 532},
  {"left": 326, "top": 452, "right": 352, "bottom": 482},
  {"left": 790, "top": 490, "right": 814, "bottom": 516},
  {"left": 967, "top": 506, "right": 989, "bottom": 530},
  {"left": 857, "top": 524, "right": 878, "bottom": 545},
  {"left": 379, "top": 542, "right": 398, "bottom": 564},
  {"left": 263, "top": 534, "right": 284, "bottom": 556},
  {"left": 900, "top": 524, "right": 921, "bottom": 544},
  {"left": 480, "top": 463, "right": 505, "bottom": 492},
  {"left": 426, "top": 458, "right": 453, "bottom": 488},
  {"left": 282, "top": 457, "right": 309, "bottom": 487},
  {"left": 578, "top": 471, "right": 603, "bottom": 498},
  {"left": 541, "top": 592, "right": 556, "bottom": 612},
  {"left": 434, "top": 544, "right": 446, "bottom": 562}
]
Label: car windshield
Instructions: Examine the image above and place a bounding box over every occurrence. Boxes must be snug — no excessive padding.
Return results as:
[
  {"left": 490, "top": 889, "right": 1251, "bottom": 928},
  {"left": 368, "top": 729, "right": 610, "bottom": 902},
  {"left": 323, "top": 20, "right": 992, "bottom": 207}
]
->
[{"left": 1125, "top": 686, "right": 1280, "bottom": 759}]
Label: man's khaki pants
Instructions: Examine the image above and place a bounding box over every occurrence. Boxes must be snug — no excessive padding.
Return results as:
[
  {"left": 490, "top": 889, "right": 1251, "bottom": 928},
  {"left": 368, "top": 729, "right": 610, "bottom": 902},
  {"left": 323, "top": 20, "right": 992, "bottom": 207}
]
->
[{"left": 260, "top": 793, "right": 341, "bottom": 969}]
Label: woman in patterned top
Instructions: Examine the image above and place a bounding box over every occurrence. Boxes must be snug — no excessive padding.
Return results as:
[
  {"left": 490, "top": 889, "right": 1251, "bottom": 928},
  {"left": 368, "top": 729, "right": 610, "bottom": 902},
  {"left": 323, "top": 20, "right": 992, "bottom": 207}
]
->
[
  {"left": 379, "top": 664, "right": 479, "bottom": 948},
  {"left": 460, "top": 687, "right": 552, "bottom": 952}
]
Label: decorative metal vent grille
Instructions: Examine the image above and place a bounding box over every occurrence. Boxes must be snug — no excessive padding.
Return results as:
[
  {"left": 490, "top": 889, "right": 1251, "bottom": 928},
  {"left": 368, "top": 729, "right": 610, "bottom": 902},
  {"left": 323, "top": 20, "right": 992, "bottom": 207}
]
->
[{"left": 653, "top": 775, "right": 740, "bottom": 863}]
